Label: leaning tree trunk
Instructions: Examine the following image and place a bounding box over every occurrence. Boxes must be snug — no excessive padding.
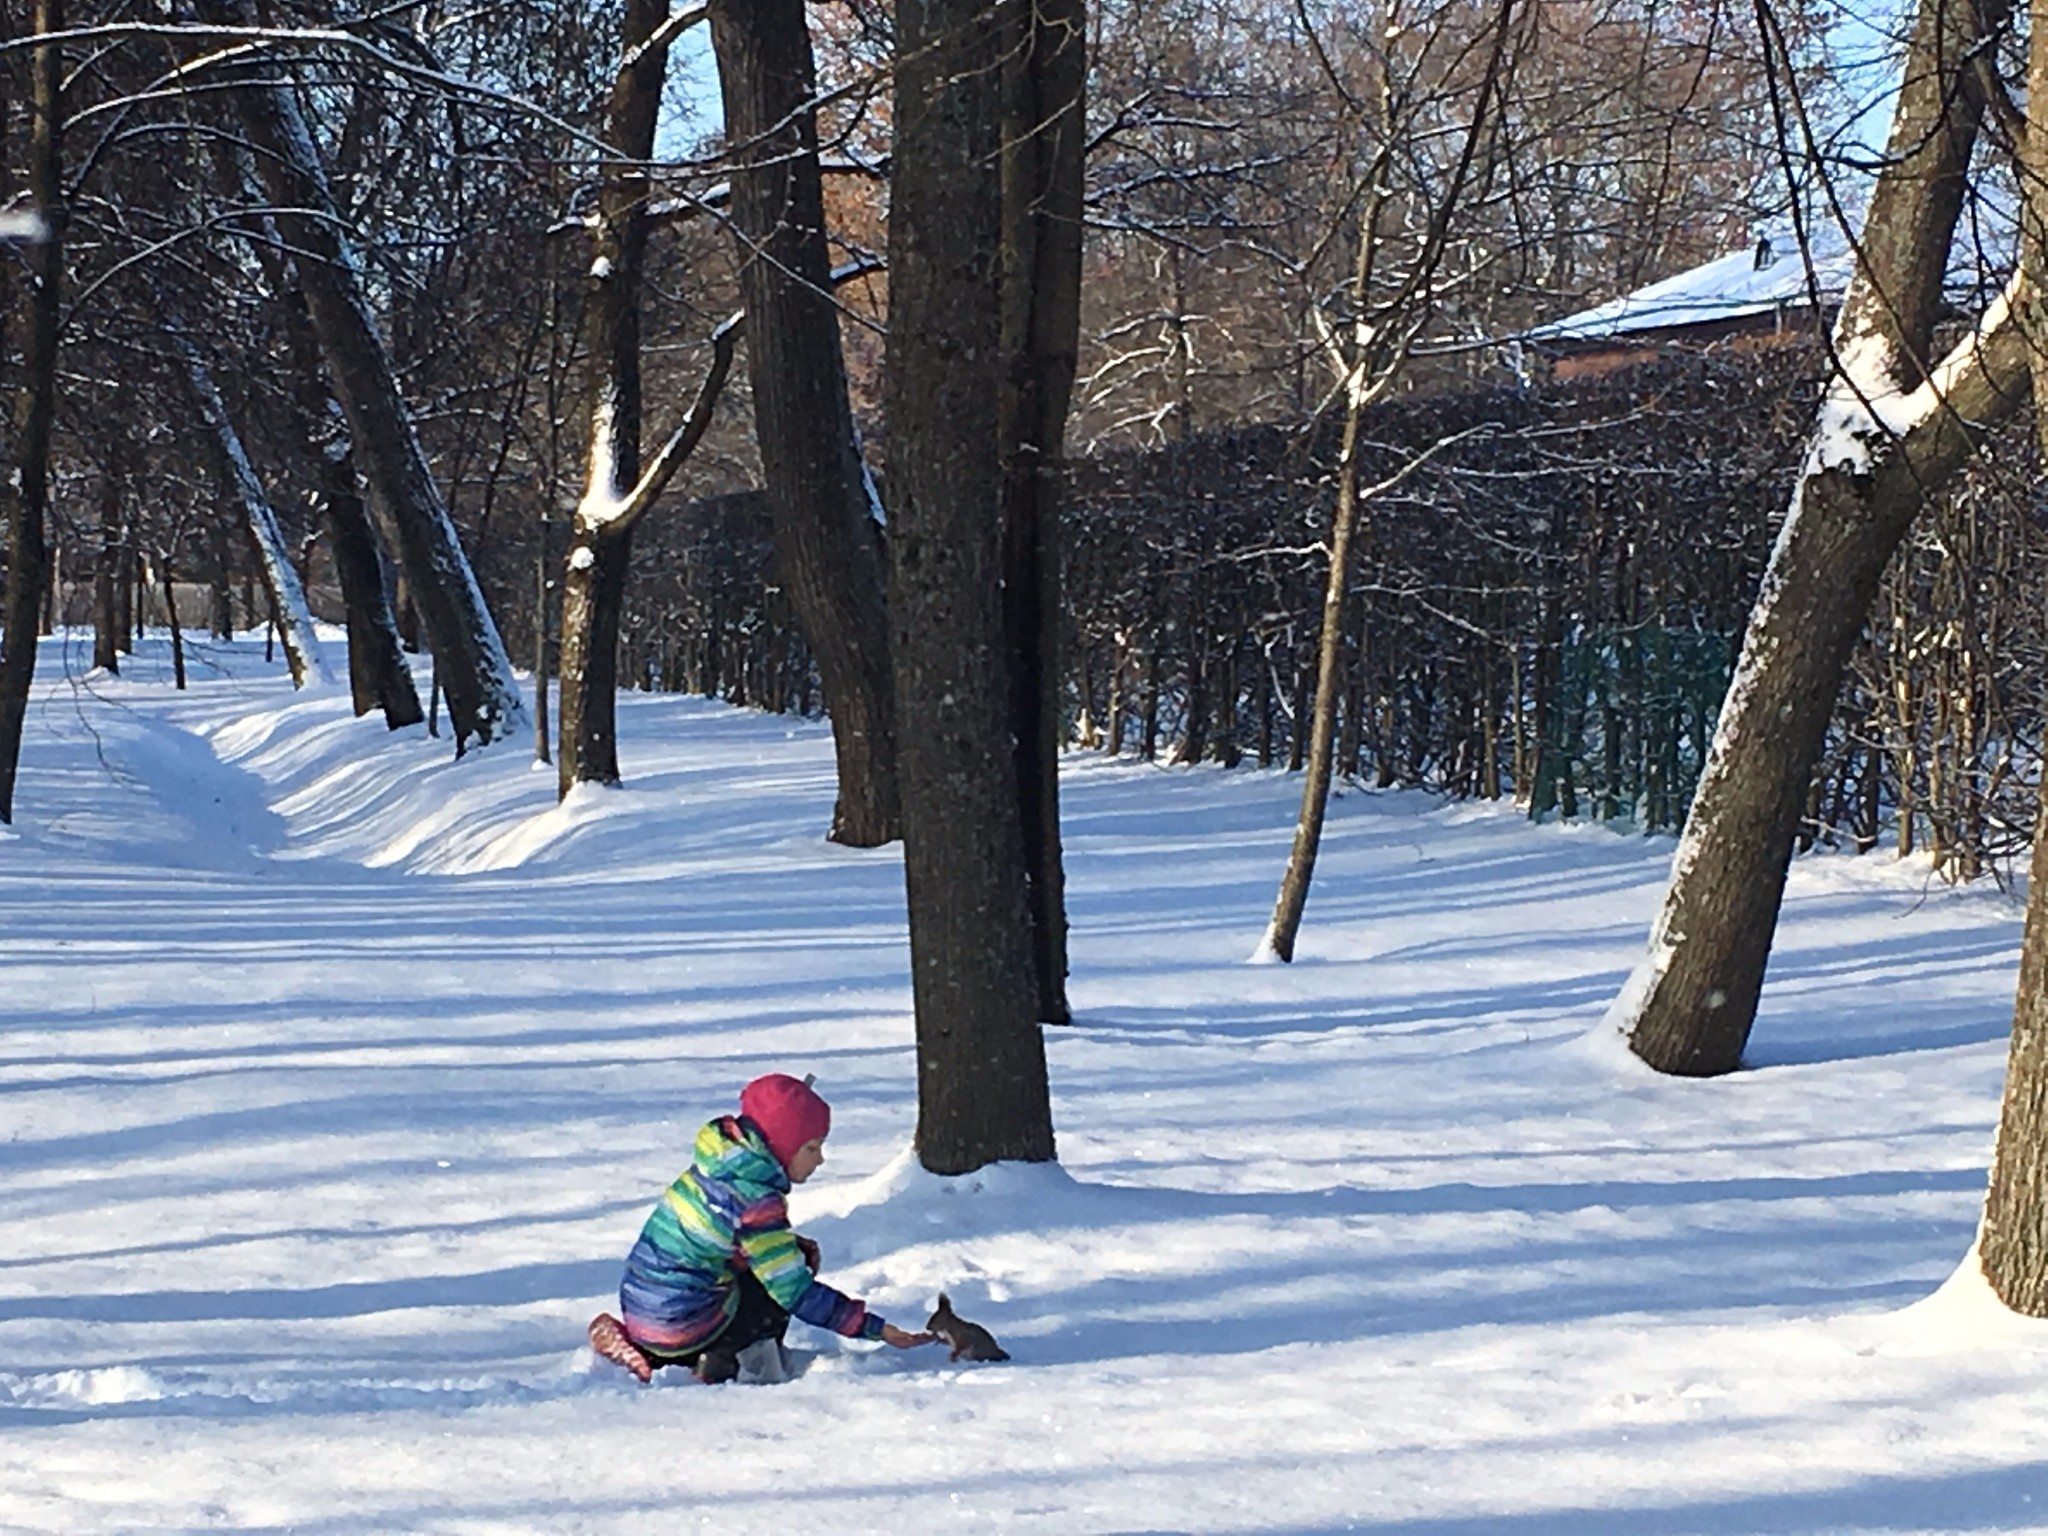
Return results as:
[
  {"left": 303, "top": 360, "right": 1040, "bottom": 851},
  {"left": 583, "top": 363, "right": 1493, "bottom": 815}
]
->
[
  {"left": 269, "top": 261, "right": 420, "bottom": 725},
  {"left": 890, "top": 0, "right": 1056, "bottom": 1174},
  {"left": 1619, "top": 0, "right": 2023, "bottom": 1075},
  {"left": 162, "top": 312, "right": 332, "bottom": 690},
  {"left": 316, "top": 428, "right": 423, "bottom": 725},
  {"left": 1975, "top": 0, "right": 2048, "bottom": 1318},
  {"left": 191, "top": 0, "right": 523, "bottom": 751},
  {"left": 708, "top": 0, "right": 901, "bottom": 847},
  {"left": 0, "top": 0, "right": 60, "bottom": 826},
  {"left": 995, "top": 0, "right": 1086, "bottom": 1021},
  {"left": 1261, "top": 362, "right": 1371, "bottom": 962}
]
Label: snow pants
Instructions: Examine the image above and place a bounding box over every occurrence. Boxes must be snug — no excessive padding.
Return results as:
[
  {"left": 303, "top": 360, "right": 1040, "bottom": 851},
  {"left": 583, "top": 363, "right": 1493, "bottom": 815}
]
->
[{"left": 643, "top": 1272, "right": 789, "bottom": 1372}]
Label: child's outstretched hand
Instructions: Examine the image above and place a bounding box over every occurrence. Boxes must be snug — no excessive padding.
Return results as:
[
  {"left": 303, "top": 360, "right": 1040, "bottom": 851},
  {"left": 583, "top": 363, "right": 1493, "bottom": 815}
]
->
[{"left": 880, "top": 1324, "right": 937, "bottom": 1348}]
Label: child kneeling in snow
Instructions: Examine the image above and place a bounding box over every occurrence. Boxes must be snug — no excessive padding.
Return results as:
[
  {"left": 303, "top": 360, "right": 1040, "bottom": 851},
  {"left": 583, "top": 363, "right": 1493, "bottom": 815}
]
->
[{"left": 588, "top": 1073, "right": 933, "bottom": 1383}]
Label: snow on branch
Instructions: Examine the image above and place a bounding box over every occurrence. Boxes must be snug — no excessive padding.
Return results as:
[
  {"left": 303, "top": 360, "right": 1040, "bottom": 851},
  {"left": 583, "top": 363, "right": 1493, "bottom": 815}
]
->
[
  {"left": 624, "top": 5, "right": 707, "bottom": 76},
  {"left": 574, "top": 260, "right": 885, "bottom": 539},
  {"left": 1807, "top": 271, "right": 2026, "bottom": 480},
  {"left": 0, "top": 211, "right": 50, "bottom": 243}
]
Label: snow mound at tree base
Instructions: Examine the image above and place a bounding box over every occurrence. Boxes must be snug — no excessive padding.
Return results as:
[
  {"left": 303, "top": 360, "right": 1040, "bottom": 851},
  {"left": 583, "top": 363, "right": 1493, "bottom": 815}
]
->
[{"left": 1876, "top": 1240, "right": 2048, "bottom": 1357}]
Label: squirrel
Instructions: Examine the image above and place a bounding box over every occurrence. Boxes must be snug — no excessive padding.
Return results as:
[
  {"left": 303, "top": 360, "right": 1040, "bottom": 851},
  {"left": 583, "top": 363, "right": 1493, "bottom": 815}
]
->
[{"left": 926, "top": 1292, "right": 1010, "bottom": 1362}]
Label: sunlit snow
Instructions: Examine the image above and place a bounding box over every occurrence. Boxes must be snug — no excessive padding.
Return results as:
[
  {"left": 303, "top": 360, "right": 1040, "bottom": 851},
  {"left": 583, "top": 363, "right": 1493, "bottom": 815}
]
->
[{"left": 4, "top": 629, "right": 2046, "bottom": 1534}]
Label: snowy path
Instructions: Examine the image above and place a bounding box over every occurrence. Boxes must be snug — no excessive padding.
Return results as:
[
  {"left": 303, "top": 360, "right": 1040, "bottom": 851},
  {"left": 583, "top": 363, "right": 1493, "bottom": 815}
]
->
[{"left": 3, "top": 632, "right": 2046, "bottom": 1534}]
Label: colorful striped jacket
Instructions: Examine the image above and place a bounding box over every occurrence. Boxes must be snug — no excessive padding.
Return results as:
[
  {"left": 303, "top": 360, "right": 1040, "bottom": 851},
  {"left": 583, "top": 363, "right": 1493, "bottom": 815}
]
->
[{"left": 618, "top": 1114, "right": 887, "bottom": 1356}]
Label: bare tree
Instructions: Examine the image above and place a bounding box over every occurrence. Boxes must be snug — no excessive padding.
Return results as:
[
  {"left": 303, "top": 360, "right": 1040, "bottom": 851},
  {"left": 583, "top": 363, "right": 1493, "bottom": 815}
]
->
[
  {"left": 1262, "top": 0, "right": 1524, "bottom": 962},
  {"left": 557, "top": 0, "right": 740, "bottom": 796},
  {"left": 162, "top": 311, "right": 331, "bottom": 689},
  {"left": 216, "top": 158, "right": 424, "bottom": 728},
  {"left": 707, "top": 0, "right": 901, "bottom": 846},
  {"left": 1616, "top": 0, "right": 2028, "bottom": 1075},
  {"left": 997, "top": 0, "right": 1088, "bottom": 1021},
  {"left": 558, "top": 0, "right": 687, "bottom": 794},
  {"left": 0, "top": 0, "right": 61, "bottom": 826},
  {"left": 276, "top": 283, "right": 424, "bottom": 728}
]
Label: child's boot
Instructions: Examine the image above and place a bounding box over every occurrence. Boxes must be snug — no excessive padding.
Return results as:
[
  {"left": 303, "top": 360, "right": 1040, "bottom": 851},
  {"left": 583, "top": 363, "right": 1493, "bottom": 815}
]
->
[{"left": 587, "top": 1313, "right": 654, "bottom": 1384}]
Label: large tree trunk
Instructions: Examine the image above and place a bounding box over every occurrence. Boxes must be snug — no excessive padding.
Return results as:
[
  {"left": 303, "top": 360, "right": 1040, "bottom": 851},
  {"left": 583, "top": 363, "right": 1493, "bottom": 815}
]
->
[
  {"left": 707, "top": 0, "right": 901, "bottom": 848},
  {"left": 1975, "top": 0, "right": 2048, "bottom": 1317},
  {"left": 1619, "top": 0, "right": 2023, "bottom": 1075},
  {"left": 320, "top": 438, "right": 423, "bottom": 725},
  {"left": 557, "top": 519, "right": 635, "bottom": 792},
  {"left": 890, "top": 0, "right": 1056, "bottom": 1174},
  {"left": 1983, "top": 780, "right": 2048, "bottom": 1314},
  {"left": 0, "top": 0, "right": 60, "bottom": 826},
  {"left": 995, "top": 0, "right": 1086, "bottom": 1021},
  {"left": 191, "top": 0, "right": 523, "bottom": 751}
]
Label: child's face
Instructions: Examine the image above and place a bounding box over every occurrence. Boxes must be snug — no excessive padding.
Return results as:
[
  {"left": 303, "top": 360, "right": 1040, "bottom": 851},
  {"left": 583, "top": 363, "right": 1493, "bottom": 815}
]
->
[{"left": 788, "top": 1136, "right": 826, "bottom": 1184}]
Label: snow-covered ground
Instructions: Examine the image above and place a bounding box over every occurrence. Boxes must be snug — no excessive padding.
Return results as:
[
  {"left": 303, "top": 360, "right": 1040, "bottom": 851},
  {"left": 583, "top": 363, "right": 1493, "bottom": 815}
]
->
[{"left": 4, "top": 628, "right": 2047, "bottom": 1535}]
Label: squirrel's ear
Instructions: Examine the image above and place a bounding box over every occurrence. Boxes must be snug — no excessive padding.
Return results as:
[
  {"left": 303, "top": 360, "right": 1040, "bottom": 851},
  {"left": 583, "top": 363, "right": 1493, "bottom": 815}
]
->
[{"left": 936, "top": 1292, "right": 950, "bottom": 1309}]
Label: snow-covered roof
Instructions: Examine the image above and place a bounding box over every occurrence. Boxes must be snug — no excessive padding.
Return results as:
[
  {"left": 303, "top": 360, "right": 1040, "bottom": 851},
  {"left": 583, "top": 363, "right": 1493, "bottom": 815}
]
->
[
  {"left": 1523, "top": 199, "right": 2014, "bottom": 349},
  {"left": 1522, "top": 225, "right": 1856, "bottom": 346}
]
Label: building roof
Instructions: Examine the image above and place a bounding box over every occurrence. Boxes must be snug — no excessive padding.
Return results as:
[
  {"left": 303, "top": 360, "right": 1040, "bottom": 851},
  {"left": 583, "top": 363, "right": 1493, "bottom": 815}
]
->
[
  {"left": 1521, "top": 199, "right": 2012, "bottom": 350},
  {"left": 1521, "top": 226, "right": 1855, "bottom": 346}
]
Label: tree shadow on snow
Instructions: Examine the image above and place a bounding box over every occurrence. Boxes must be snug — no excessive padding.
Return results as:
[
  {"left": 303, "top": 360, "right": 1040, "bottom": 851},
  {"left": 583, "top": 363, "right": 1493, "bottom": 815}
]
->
[{"left": 1259, "top": 1459, "right": 2048, "bottom": 1535}]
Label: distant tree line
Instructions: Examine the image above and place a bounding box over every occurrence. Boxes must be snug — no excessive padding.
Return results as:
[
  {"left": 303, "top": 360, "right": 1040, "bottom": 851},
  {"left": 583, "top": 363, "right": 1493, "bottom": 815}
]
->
[
  {"left": 23, "top": 315, "right": 2043, "bottom": 889},
  {"left": 1066, "top": 341, "right": 2048, "bottom": 885},
  {"left": 501, "top": 339, "right": 2046, "bottom": 888}
]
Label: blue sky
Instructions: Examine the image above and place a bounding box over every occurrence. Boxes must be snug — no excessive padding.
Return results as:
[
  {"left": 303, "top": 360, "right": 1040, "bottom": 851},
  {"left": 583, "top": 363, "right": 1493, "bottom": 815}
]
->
[{"left": 1823, "top": 0, "right": 1910, "bottom": 156}]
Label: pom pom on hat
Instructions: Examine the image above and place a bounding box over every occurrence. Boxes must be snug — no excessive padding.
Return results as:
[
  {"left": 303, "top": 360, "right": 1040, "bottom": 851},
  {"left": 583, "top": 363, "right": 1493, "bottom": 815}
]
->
[{"left": 739, "top": 1072, "right": 831, "bottom": 1172}]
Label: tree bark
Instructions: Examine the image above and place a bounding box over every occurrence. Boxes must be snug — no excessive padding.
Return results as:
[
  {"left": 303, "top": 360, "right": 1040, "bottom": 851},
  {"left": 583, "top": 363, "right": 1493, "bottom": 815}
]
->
[
  {"left": 94, "top": 476, "right": 121, "bottom": 674},
  {"left": 1975, "top": 0, "right": 2048, "bottom": 1317},
  {"left": 0, "top": 0, "right": 60, "bottom": 826},
  {"left": 890, "top": 0, "right": 1056, "bottom": 1174},
  {"left": 1621, "top": 0, "right": 2023, "bottom": 1075},
  {"left": 323, "top": 457, "right": 423, "bottom": 725},
  {"left": 708, "top": 0, "right": 901, "bottom": 848},
  {"left": 557, "top": 0, "right": 669, "bottom": 795},
  {"left": 160, "top": 554, "right": 187, "bottom": 691},
  {"left": 272, "top": 277, "right": 421, "bottom": 726},
  {"left": 192, "top": 0, "right": 524, "bottom": 750},
  {"left": 1981, "top": 772, "right": 2048, "bottom": 1313},
  {"left": 996, "top": 0, "right": 1086, "bottom": 1021}
]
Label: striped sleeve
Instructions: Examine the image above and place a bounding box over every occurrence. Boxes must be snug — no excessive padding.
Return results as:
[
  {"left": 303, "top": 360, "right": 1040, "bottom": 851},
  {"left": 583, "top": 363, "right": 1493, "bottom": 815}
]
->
[{"left": 735, "top": 1197, "right": 887, "bottom": 1340}]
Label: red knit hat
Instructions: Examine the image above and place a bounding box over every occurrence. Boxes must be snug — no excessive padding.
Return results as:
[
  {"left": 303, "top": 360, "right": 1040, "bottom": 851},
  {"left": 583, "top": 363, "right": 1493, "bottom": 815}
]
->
[{"left": 738, "top": 1073, "right": 831, "bottom": 1172}]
